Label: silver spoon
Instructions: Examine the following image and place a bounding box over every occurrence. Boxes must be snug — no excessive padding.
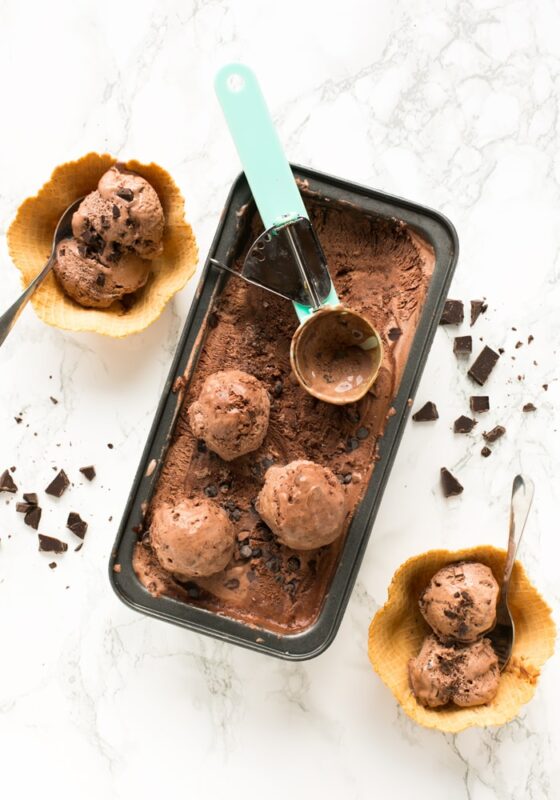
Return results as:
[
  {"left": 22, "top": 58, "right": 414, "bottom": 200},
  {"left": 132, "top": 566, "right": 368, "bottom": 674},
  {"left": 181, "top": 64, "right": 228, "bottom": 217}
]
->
[
  {"left": 488, "top": 474, "right": 535, "bottom": 670},
  {"left": 0, "top": 196, "right": 84, "bottom": 347}
]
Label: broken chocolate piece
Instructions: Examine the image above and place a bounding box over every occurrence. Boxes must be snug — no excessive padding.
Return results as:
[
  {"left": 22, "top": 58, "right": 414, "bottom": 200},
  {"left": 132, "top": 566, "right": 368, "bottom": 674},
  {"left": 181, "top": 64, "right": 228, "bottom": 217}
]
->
[
  {"left": 0, "top": 470, "right": 17, "bottom": 493},
  {"left": 48, "top": 562, "right": 57, "bottom": 569},
  {"left": 112, "top": 204, "right": 121, "bottom": 219},
  {"left": 470, "top": 396, "right": 489, "bottom": 413},
  {"left": 440, "top": 300, "right": 464, "bottom": 325},
  {"left": 522, "top": 403, "right": 536, "bottom": 412},
  {"left": 412, "top": 401, "right": 439, "bottom": 422},
  {"left": 441, "top": 468, "right": 464, "bottom": 497},
  {"left": 481, "top": 446, "right": 492, "bottom": 457},
  {"left": 23, "top": 492, "right": 38, "bottom": 505},
  {"left": 453, "top": 336, "right": 472, "bottom": 356},
  {"left": 96, "top": 273, "right": 106, "bottom": 287},
  {"left": 116, "top": 188, "right": 134, "bottom": 201},
  {"left": 468, "top": 346, "right": 500, "bottom": 385},
  {"left": 79, "top": 465, "right": 96, "bottom": 481},
  {"left": 67, "top": 512, "right": 88, "bottom": 540},
  {"left": 453, "top": 415, "right": 477, "bottom": 433},
  {"left": 16, "top": 502, "right": 33, "bottom": 513},
  {"left": 24, "top": 506, "right": 42, "bottom": 530},
  {"left": 45, "top": 469, "right": 70, "bottom": 497},
  {"left": 528, "top": 335, "right": 534, "bottom": 344},
  {"left": 483, "top": 425, "right": 506, "bottom": 443},
  {"left": 470, "top": 300, "right": 487, "bottom": 327},
  {"left": 38, "top": 534, "right": 68, "bottom": 553}
]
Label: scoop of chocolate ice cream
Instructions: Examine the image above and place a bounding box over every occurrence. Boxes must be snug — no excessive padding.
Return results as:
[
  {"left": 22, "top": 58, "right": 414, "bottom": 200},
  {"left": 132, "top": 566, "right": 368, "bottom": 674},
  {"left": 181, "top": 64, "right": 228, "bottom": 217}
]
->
[
  {"left": 150, "top": 498, "right": 235, "bottom": 579},
  {"left": 188, "top": 370, "right": 270, "bottom": 461},
  {"left": 256, "top": 460, "right": 346, "bottom": 550},
  {"left": 419, "top": 561, "right": 499, "bottom": 643},
  {"left": 408, "top": 634, "right": 500, "bottom": 708},
  {"left": 53, "top": 238, "right": 150, "bottom": 309}
]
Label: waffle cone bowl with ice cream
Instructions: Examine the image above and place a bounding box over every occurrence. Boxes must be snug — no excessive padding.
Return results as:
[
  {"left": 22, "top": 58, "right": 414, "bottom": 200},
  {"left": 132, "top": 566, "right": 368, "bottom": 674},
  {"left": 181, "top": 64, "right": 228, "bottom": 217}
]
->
[
  {"left": 7, "top": 152, "right": 198, "bottom": 337},
  {"left": 368, "top": 545, "right": 555, "bottom": 733}
]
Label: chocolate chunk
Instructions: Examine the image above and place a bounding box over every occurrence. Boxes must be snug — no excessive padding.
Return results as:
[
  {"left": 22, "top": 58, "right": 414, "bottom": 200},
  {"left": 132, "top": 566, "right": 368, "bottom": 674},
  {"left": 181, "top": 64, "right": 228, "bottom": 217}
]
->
[
  {"left": 440, "top": 300, "right": 464, "bottom": 325},
  {"left": 14, "top": 416, "right": 22, "bottom": 424},
  {"left": 453, "top": 336, "right": 472, "bottom": 356},
  {"left": 112, "top": 204, "right": 121, "bottom": 219},
  {"left": 96, "top": 273, "right": 106, "bottom": 287},
  {"left": 388, "top": 327, "right": 402, "bottom": 341},
  {"left": 23, "top": 492, "right": 38, "bottom": 505},
  {"left": 470, "top": 300, "right": 487, "bottom": 327},
  {"left": 45, "top": 469, "right": 70, "bottom": 497},
  {"left": 16, "top": 502, "right": 33, "bottom": 513},
  {"left": 340, "top": 473, "right": 352, "bottom": 485},
  {"left": 0, "top": 470, "right": 17, "bottom": 493},
  {"left": 345, "top": 437, "right": 359, "bottom": 452},
  {"left": 67, "top": 512, "right": 88, "bottom": 540},
  {"left": 204, "top": 484, "right": 218, "bottom": 498},
  {"left": 100, "top": 215, "right": 110, "bottom": 229},
  {"left": 116, "top": 188, "right": 134, "bottom": 202},
  {"left": 453, "top": 415, "right": 477, "bottom": 434},
  {"left": 287, "top": 556, "right": 301, "bottom": 571},
  {"left": 24, "top": 506, "right": 42, "bottom": 530},
  {"left": 440, "top": 468, "right": 464, "bottom": 497},
  {"left": 239, "top": 545, "right": 253, "bottom": 559},
  {"left": 49, "top": 562, "right": 57, "bottom": 569},
  {"left": 469, "top": 396, "right": 489, "bottom": 413},
  {"left": 272, "top": 380, "right": 283, "bottom": 398},
  {"left": 38, "top": 534, "right": 68, "bottom": 553},
  {"left": 266, "top": 558, "right": 280, "bottom": 573},
  {"left": 481, "top": 446, "right": 492, "bottom": 457},
  {"left": 483, "top": 425, "right": 506, "bottom": 443},
  {"left": 412, "top": 401, "right": 439, "bottom": 422},
  {"left": 468, "top": 346, "right": 500, "bottom": 385},
  {"left": 522, "top": 403, "right": 536, "bottom": 412},
  {"left": 79, "top": 465, "right": 96, "bottom": 481},
  {"left": 356, "top": 426, "right": 370, "bottom": 440}
]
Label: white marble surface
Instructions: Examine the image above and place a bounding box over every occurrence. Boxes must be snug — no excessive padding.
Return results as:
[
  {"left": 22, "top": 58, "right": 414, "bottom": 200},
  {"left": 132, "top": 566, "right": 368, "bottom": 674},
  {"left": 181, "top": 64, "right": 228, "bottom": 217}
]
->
[{"left": 1, "top": 0, "right": 559, "bottom": 797}]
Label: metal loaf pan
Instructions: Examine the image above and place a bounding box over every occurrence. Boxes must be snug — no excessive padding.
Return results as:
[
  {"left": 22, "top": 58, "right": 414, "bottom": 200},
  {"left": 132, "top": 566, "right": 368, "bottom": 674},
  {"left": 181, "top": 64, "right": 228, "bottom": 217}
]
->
[{"left": 109, "top": 165, "right": 458, "bottom": 660}]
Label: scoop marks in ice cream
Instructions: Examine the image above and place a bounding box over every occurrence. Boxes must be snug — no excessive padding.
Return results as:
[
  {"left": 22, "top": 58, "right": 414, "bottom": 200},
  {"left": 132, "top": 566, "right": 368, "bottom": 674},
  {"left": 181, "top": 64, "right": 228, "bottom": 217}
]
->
[
  {"left": 256, "top": 460, "right": 346, "bottom": 550},
  {"left": 408, "top": 634, "right": 500, "bottom": 708},
  {"left": 150, "top": 498, "right": 235, "bottom": 579},
  {"left": 419, "top": 561, "right": 499, "bottom": 643},
  {"left": 54, "top": 164, "right": 164, "bottom": 308},
  {"left": 188, "top": 370, "right": 270, "bottom": 461}
]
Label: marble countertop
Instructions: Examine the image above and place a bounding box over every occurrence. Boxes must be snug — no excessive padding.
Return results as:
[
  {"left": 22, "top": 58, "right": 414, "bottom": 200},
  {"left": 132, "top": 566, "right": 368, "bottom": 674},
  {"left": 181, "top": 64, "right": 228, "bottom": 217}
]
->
[{"left": 1, "top": 1, "right": 558, "bottom": 798}]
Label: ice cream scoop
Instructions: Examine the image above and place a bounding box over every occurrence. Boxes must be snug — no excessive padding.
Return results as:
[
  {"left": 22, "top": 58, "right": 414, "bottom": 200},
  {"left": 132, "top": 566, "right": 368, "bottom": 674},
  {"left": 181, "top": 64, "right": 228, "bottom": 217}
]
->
[
  {"left": 408, "top": 634, "right": 500, "bottom": 708},
  {"left": 213, "top": 64, "right": 383, "bottom": 405},
  {"left": 256, "top": 460, "right": 346, "bottom": 549},
  {"left": 188, "top": 369, "right": 270, "bottom": 460},
  {"left": 419, "top": 561, "right": 499, "bottom": 643},
  {"left": 150, "top": 498, "right": 235, "bottom": 579}
]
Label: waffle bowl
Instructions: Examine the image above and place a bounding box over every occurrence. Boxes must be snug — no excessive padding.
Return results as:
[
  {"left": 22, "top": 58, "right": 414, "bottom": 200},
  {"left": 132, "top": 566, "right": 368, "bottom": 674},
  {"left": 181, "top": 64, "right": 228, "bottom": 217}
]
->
[
  {"left": 368, "top": 546, "right": 556, "bottom": 732},
  {"left": 7, "top": 152, "right": 198, "bottom": 337}
]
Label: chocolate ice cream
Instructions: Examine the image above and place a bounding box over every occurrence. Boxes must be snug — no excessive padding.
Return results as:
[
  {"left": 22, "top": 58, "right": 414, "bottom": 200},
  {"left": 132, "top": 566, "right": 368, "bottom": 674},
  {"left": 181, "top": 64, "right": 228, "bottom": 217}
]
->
[
  {"left": 133, "top": 191, "right": 435, "bottom": 634},
  {"left": 188, "top": 370, "right": 270, "bottom": 461},
  {"left": 151, "top": 498, "right": 234, "bottom": 579},
  {"left": 54, "top": 239, "right": 150, "bottom": 309},
  {"left": 408, "top": 634, "right": 500, "bottom": 708},
  {"left": 419, "top": 561, "right": 499, "bottom": 643},
  {"left": 256, "top": 460, "right": 346, "bottom": 549}
]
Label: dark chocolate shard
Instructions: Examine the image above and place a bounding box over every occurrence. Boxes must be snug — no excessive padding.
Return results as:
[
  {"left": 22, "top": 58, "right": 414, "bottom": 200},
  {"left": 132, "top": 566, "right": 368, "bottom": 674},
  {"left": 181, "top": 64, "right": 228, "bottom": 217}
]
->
[
  {"left": 116, "top": 188, "right": 133, "bottom": 201},
  {"left": 16, "top": 502, "right": 33, "bottom": 513},
  {"left": 470, "top": 300, "right": 487, "bottom": 327},
  {"left": 0, "top": 470, "right": 17, "bottom": 493},
  {"left": 441, "top": 468, "right": 464, "bottom": 497},
  {"left": 481, "top": 446, "right": 492, "bottom": 458},
  {"left": 50, "top": 396, "right": 58, "bottom": 404},
  {"left": 440, "top": 300, "right": 464, "bottom": 325},
  {"left": 468, "top": 346, "right": 500, "bottom": 385},
  {"left": 453, "top": 336, "right": 472, "bottom": 356},
  {"left": 470, "top": 396, "right": 490, "bottom": 413},
  {"left": 45, "top": 469, "right": 70, "bottom": 497},
  {"left": 522, "top": 403, "right": 536, "bottom": 412},
  {"left": 67, "top": 512, "right": 88, "bottom": 540},
  {"left": 453, "top": 415, "right": 477, "bottom": 433},
  {"left": 483, "top": 425, "right": 506, "bottom": 443},
  {"left": 79, "top": 465, "right": 96, "bottom": 481},
  {"left": 24, "top": 506, "right": 42, "bottom": 530},
  {"left": 412, "top": 401, "right": 439, "bottom": 422},
  {"left": 23, "top": 492, "right": 38, "bottom": 505},
  {"left": 38, "top": 534, "right": 68, "bottom": 553}
]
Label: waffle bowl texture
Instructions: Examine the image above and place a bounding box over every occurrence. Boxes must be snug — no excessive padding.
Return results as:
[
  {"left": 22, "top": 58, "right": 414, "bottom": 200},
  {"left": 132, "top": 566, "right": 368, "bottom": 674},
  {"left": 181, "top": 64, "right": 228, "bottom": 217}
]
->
[
  {"left": 368, "top": 546, "right": 556, "bottom": 733},
  {"left": 7, "top": 152, "right": 198, "bottom": 337}
]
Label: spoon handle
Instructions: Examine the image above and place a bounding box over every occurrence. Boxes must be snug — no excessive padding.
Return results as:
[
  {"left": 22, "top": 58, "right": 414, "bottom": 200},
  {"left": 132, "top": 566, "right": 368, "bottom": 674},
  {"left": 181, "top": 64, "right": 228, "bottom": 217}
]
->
[
  {"left": 502, "top": 474, "right": 535, "bottom": 593},
  {"left": 0, "top": 256, "right": 54, "bottom": 347}
]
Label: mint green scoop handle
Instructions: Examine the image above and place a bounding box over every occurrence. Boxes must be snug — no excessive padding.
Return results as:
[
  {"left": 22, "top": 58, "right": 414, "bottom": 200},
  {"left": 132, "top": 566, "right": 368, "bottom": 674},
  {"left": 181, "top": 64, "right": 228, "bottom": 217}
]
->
[{"left": 215, "top": 63, "right": 308, "bottom": 229}]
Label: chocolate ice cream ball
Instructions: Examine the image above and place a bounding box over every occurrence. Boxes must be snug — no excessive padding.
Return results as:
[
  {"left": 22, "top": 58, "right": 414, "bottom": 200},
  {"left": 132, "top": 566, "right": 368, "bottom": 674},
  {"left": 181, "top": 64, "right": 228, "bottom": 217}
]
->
[
  {"left": 188, "top": 370, "right": 270, "bottom": 461},
  {"left": 408, "top": 634, "right": 500, "bottom": 708},
  {"left": 53, "top": 238, "right": 150, "bottom": 309},
  {"left": 256, "top": 460, "right": 346, "bottom": 550},
  {"left": 72, "top": 165, "right": 164, "bottom": 260},
  {"left": 419, "top": 561, "right": 499, "bottom": 643},
  {"left": 150, "top": 498, "right": 235, "bottom": 579}
]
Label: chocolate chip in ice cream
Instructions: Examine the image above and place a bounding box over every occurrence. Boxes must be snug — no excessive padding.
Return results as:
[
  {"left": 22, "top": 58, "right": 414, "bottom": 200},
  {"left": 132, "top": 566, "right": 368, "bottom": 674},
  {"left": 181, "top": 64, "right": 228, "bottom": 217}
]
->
[
  {"left": 38, "top": 534, "right": 68, "bottom": 553},
  {"left": 0, "top": 470, "right": 17, "bottom": 493},
  {"left": 116, "top": 188, "right": 134, "bottom": 202},
  {"left": 468, "top": 346, "right": 500, "bottom": 385},
  {"left": 439, "top": 300, "right": 464, "bottom": 325},
  {"left": 440, "top": 468, "right": 463, "bottom": 497},
  {"left": 453, "top": 415, "right": 477, "bottom": 434},
  {"left": 388, "top": 327, "right": 402, "bottom": 341},
  {"left": 412, "top": 401, "right": 439, "bottom": 422},
  {"left": 45, "top": 469, "right": 70, "bottom": 497},
  {"left": 24, "top": 506, "right": 42, "bottom": 530}
]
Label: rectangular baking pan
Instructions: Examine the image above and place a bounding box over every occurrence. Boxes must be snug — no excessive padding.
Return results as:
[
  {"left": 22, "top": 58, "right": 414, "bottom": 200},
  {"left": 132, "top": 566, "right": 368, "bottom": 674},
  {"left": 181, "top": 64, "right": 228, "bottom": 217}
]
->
[{"left": 109, "top": 165, "right": 458, "bottom": 660}]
